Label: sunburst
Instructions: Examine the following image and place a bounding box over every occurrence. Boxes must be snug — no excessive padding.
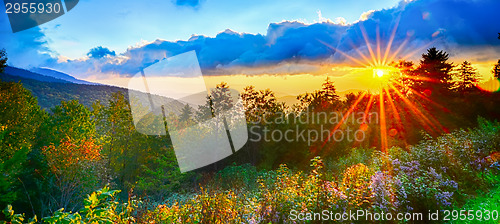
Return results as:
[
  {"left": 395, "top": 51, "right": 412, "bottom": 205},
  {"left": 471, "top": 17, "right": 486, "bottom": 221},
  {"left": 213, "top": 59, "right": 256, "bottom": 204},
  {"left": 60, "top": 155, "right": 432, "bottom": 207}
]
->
[{"left": 319, "top": 16, "right": 447, "bottom": 152}]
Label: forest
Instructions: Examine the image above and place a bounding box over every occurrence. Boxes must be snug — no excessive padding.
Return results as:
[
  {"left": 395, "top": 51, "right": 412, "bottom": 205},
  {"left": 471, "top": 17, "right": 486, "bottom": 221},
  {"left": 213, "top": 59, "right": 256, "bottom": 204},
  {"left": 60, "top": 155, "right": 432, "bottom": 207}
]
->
[{"left": 1, "top": 44, "right": 500, "bottom": 223}]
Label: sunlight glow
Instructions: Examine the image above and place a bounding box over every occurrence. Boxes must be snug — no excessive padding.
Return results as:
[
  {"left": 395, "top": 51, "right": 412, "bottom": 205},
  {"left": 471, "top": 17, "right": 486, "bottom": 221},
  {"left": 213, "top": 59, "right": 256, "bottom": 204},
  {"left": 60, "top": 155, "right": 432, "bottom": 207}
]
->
[{"left": 318, "top": 15, "right": 447, "bottom": 152}]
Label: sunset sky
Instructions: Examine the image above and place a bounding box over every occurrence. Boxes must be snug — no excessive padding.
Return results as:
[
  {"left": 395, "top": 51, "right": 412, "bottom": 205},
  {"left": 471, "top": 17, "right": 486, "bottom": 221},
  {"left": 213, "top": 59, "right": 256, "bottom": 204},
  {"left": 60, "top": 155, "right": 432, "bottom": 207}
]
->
[{"left": 1, "top": 0, "right": 499, "bottom": 100}]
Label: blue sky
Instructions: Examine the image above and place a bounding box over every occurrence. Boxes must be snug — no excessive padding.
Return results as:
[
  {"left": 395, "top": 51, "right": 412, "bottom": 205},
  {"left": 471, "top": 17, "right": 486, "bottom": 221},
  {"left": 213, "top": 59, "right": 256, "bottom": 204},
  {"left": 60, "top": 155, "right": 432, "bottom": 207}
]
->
[
  {"left": 0, "top": 0, "right": 499, "bottom": 80},
  {"left": 40, "top": 0, "right": 401, "bottom": 58}
]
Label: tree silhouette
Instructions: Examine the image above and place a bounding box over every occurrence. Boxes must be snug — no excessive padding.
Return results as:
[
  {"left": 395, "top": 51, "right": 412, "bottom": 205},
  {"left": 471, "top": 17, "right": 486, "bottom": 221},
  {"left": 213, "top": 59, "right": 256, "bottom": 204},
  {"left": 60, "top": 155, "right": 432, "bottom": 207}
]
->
[
  {"left": 321, "top": 77, "right": 339, "bottom": 102},
  {"left": 241, "top": 85, "right": 283, "bottom": 123},
  {"left": 493, "top": 60, "right": 500, "bottom": 79},
  {"left": 414, "top": 47, "right": 454, "bottom": 96},
  {"left": 454, "top": 61, "right": 480, "bottom": 93},
  {"left": 0, "top": 49, "right": 7, "bottom": 73}
]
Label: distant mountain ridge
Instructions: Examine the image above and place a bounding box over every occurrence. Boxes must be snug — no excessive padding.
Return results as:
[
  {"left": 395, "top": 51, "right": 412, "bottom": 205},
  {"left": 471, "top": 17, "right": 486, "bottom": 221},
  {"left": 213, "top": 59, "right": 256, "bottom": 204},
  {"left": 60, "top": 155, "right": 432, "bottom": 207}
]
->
[
  {"left": 0, "top": 67, "right": 185, "bottom": 113},
  {"left": 4, "top": 66, "right": 71, "bottom": 84},
  {"left": 30, "top": 67, "right": 98, "bottom": 85}
]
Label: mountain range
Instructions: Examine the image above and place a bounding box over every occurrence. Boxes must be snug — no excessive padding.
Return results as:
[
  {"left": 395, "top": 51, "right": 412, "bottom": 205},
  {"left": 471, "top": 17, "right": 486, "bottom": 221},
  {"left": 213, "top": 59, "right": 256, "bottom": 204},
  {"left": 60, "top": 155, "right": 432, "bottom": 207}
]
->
[
  {"left": 30, "top": 67, "right": 98, "bottom": 85},
  {"left": 1, "top": 66, "right": 187, "bottom": 114}
]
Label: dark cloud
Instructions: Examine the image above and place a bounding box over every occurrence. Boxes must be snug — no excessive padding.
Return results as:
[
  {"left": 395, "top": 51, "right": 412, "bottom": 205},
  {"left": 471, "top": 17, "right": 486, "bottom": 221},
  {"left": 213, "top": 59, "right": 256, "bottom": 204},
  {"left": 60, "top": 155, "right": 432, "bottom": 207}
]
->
[{"left": 87, "top": 46, "right": 116, "bottom": 59}]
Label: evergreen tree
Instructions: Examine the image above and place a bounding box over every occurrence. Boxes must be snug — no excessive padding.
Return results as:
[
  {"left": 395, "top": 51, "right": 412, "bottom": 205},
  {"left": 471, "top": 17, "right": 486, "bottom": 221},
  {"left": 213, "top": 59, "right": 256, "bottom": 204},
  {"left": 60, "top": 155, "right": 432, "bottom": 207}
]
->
[
  {"left": 455, "top": 61, "right": 480, "bottom": 93},
  {"left": 321, "top": 77, "right": 339, "bottom": 102},
  {"left": 414, "top": 47, "right": 455, "bottom": 96},
  {"left": 179, "top": 104, "right": 194, "bottom": 123}
]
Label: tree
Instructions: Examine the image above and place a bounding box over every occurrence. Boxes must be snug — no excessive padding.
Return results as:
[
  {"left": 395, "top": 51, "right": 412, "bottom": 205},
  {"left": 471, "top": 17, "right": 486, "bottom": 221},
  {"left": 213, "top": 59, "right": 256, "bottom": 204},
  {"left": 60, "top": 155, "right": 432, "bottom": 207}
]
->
[
  {"left": 179, "top": 104, "right": 194, "bottom": 123},
  {"left": 241, "top": 85, "right": 284, "bottom": 123},
  {"left": 0, "top": 49, "right": 7, "bottom": 73},
  {"left": 0, "top": 81, "right": 44, "bottom": 211},
  {"left": 321, "top": 77, "right": 339, "bottom": 102},
  {"left": 295, "top": 78, "right": 340, "bottom": 112},
  {"left": 0, "top": 81, "right": 44, "bottom": 161},
  {"left": 98, "top": 92, "right": 139, "bottom": 189},
  {"left": 40, "top": 137, "right": 104, "bottom": 212},
  {"left": 454, "top": 61, "right": 480, "bottom": 93},
  {"left": 36, "top": 100, "right": 97, "bottom": 148},
  {"left": 414, "top": 47, "right": 455, "bottom": 96},
  {"left": 492, "top": 59, "right": 500, "bottom": 79}
]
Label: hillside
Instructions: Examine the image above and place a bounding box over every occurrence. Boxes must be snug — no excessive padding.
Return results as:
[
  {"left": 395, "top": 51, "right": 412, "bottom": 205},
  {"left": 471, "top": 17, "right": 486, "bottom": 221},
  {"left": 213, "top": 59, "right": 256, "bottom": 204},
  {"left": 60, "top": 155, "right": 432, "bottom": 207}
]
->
[
  {"left": 0, "top": 72, "right": 127, "bottom": 109},
  {"left": 4, "top": 66, "right": 71, "bottom": 84},
  {"left": 30, "top": 67, "right": 98, "bottom": 85}
]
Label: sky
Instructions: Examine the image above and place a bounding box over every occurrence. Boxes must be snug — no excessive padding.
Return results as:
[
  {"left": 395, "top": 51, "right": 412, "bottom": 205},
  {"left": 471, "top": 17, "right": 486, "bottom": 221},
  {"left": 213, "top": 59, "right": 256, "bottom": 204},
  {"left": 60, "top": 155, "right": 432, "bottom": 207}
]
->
[{"left": 0, "top": 0, "right": 499, "bottom": 98}]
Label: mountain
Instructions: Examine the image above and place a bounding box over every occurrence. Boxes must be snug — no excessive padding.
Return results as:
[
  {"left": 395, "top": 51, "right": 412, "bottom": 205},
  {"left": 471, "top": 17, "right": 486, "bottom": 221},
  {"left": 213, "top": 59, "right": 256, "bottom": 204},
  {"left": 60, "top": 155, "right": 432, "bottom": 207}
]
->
[
  {"left": 277, "top": 95, "right": 299, "bottom": 106},
  {"left": 0, "top": 69, "right": 184, "bottom": 113},
  {"left": 1, "top": 71, "right": 124, "bottom": 109},
  {"left": 30, "top": 67, "right": 98, "bottom": 85},
  {"left": 4, "top": 66, "right": 70, "bottom": 84}
]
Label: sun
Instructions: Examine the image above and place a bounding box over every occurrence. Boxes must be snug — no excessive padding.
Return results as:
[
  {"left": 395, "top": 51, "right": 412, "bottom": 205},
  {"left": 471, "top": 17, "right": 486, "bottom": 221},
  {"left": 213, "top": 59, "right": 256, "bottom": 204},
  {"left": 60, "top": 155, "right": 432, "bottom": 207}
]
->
[
  {"left": 374, "top": 69, "right": 385, "bottom": 78},
  {"left": 371, "top": 66, "right": 398, "bottom": 82}
]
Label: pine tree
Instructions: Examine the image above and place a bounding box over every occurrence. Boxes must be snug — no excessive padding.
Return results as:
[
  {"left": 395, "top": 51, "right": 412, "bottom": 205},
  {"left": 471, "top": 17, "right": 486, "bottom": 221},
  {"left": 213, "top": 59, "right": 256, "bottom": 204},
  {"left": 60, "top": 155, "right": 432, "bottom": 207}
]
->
[
  {"left": 179, "top": 104, "right": 194, "bottom": 123},
  {"left": 454, "top": 61, "right": 480, "bottom": 93},
  {"left": 321, "top": 77, "right": 339, "bottom": 102},
  {"left": 492, "top": 59, "right": 500, "bottom": 79},
  {"left": 414, "top": 47, "right": 455, "bottom": 95}
]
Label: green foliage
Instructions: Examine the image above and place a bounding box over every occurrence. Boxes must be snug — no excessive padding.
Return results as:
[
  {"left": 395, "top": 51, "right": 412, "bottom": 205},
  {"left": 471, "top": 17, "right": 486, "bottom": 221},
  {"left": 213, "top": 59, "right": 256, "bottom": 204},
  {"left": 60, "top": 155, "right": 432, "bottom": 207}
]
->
[
  {"left": 453, "top": 182, "right": 500, "bottom": 224},
  {"left": 0, "top": 81, "right": 44, "bottom": 209},
  {"left": 4, "top": 186, "right": 138, "bottom": 224},
  {"left": 210, "top": 163, "right": 259, "bottom": 191},
  {"left": 0, "top": 205, "right": 37, "bottom": 224},
  {"left": 0, "top": 81, "right": 44, "bottom": 160},
  {"left": 37, "top": 100, "right": 97, "bottom": 148},
  {"left": 136, "top": 148, "right": 199, "bottom": 199},
  {"left": 3, "top": 122, "right": 500, "bottom": 223},
  {"left": 0, "top": 148, "right": 29, "bottom": 209}
]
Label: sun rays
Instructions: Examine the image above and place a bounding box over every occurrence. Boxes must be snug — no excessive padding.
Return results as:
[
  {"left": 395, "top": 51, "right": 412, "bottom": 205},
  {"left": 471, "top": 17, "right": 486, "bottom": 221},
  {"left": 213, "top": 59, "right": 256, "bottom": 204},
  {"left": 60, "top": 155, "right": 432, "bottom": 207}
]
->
[{"left": 319, "top": 16, "right": 447, "bottom": 152}]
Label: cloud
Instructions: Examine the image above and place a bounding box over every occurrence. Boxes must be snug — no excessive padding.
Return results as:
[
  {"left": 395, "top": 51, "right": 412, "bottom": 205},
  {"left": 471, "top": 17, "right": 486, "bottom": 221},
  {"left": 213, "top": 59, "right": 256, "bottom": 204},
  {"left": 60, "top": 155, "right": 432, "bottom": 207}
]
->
[
  {"left": 0, "top": 3, "right": 56, "bottom": 68},
  {"left": 87, "top": 46, "right": 116, "bottom": 59},
  {"left": 5, "top": 0, "right": 500, "bottom": 78}
]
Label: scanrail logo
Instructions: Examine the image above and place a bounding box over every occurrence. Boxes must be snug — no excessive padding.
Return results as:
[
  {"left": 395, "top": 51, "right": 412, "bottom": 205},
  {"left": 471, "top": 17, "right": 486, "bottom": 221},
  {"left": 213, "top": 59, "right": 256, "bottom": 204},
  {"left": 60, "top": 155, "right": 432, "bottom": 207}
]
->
[
  {"left": 128, "top": 51, "right": 248, "bottom": 173},
  {"left": 3, "top": 0, "right": 79, "bottom": 32}
]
